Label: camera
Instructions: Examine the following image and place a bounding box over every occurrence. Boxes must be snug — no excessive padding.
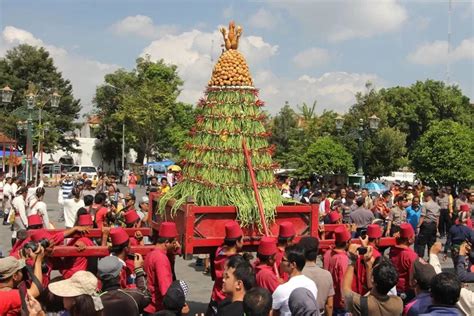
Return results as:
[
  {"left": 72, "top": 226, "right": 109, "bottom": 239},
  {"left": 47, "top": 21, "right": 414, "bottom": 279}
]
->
[
  {"left": 127, "top": 253, "right": 137, "bottom": 260},
  {"left": 357, "top": 247, "right": 368, "bottom": 255}
]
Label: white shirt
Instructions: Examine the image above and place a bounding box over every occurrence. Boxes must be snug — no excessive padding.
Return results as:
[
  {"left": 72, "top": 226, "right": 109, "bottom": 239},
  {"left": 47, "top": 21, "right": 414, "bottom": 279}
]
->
[
  {"left": 26, "top": 181, "right": 44, "bottom": 205},
  {"left": 12, "top": 195, "right": 27, "bottom": 227},
  {"left": 29, "top": 200, "right": 49, "bottom": 228},
  {"left": 11, "top": 183, "right": 18, "bottom": 196},
  {"left": 63, "top": 198, "right": 85, "bottom": 228},
  {"left": 3, "top": 182, "right": 12, "bottom": 199},
  {"left": 0, "top": 180, "right": 4, "bottom": 200},
  {"left": 272, "top": 274, "right": 318, "bottom": 316}
]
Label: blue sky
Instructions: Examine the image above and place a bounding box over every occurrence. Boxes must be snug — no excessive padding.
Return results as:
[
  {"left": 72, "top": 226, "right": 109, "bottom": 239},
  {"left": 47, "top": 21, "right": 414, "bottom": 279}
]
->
[{"left": 1, "top": 0, "right": 473, "bottom": 116}]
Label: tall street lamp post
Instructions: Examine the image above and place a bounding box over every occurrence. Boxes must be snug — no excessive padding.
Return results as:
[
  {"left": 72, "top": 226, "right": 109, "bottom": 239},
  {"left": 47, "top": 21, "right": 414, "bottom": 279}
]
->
[{"left": 335, "top": 114, "right": 380, "bottom": 177}]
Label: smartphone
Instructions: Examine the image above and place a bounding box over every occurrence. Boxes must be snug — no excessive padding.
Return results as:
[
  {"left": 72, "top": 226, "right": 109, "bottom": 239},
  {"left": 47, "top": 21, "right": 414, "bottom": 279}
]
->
[
  {"left": 127, "top": 253, "right": 137, "bottom": 260},
  {"left": 360, "top": 229, "right": 367, "bottom": 239},
  {"left": 357, "top": 247, "right": 368, "bottom": 255}
]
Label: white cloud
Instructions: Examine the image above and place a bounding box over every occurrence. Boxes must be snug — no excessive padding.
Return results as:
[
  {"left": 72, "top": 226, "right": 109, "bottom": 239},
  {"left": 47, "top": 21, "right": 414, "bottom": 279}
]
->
[
  {"left": 1, "top": 26, "right": 119, "bottom": 115},
  {"left": 110, "top": 15, "right": 178, "bottom": 39},
  {"left": 142, "top": 29, "right": 279, "bottom": 105},
  {"left": 407, "top": 37, "right": 474, "bottom": 65},
  {"left": 248, "top": 8, "right": 279, "bottom": 30},
  {"left": 255, "top": 71, "right": 384, "bottom": 114},
  {"left": 292, "top": 47, "right": 332, "bottom": 68},
  {"left": 269, "top": 0, "right": 407, "bottom": 42}
]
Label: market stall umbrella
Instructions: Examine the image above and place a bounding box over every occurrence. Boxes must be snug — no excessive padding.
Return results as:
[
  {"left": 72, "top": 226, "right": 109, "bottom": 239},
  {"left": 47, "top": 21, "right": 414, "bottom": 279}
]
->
[
  {"left": 168, "top": 165, "right": 181, "bottom": 172},
  {"left": 363, "top": 182, "right": 387, "bottom": 193}
]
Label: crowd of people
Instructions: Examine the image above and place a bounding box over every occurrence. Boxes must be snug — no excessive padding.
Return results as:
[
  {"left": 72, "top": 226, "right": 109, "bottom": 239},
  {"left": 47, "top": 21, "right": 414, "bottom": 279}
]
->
[{"left": 0, "top": 172, "right": 473, "bottom": 315}]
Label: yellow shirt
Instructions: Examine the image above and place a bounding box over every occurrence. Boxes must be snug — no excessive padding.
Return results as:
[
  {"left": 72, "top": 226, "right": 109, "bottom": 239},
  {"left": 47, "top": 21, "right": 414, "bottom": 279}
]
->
[{"left": 160, "top": 185, "right": 170, "bottom": 194}]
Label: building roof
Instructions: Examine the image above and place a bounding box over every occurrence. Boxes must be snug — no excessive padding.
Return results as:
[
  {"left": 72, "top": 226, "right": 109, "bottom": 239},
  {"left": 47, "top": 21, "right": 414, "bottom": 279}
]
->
[{"left": 0, "top": 132, "right": 16, "bottom": 144}]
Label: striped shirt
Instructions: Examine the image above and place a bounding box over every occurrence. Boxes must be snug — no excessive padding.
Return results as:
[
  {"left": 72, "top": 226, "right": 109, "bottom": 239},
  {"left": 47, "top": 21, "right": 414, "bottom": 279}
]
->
[{"left": 61, "top": 181, "right": 74, "bottom": 199}]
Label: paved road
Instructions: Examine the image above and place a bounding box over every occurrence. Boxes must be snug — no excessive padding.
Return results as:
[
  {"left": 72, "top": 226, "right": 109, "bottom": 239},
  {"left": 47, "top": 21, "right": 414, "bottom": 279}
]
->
[{"left": 0, "top": 185, "right": 470, "bottom": 313}]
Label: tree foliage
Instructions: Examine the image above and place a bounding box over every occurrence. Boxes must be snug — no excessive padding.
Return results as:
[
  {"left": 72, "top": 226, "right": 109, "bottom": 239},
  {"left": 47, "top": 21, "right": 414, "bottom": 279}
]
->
[
  {"left": 268, "top": 102, "right": 298, "bottom": 166},
  {"left": 411, "top": 121, "right": 474, "bottom": 187},
  {"left": 295, "top": 136, "right": 354, "bottom": 177},
  {"left": 94, "top": 56, "right": 195, "bottom": 164},
  {"left": 0, "top": 44, "right": 81, "bottom": 152}
]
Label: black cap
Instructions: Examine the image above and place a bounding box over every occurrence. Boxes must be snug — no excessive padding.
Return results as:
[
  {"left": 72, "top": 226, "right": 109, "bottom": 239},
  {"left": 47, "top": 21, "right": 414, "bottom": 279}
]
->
[{"left": 163, "top": 281, "right": 186, "bottom": 312}]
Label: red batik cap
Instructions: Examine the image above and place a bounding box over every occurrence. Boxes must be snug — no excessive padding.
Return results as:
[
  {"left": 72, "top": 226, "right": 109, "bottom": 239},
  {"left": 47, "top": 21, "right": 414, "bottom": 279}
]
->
[
  {"left": 279, "top": 221, "right": 296, "bottom": 238},
  {"left": 460, "top": 204, "right": 470, "bottom": 212},
  {"left": 110, "top": 227, "right": 129, "bottom": 246},
  {"left": 124, "top": 210, "right": 140, "bottom": 225},
  {"left": 159, "top": 222, "right": 178, "bottom": 239},
  {"left": 257, "top": 236, "right": 277, "bottom": 256},
  {"left": 27, "top": 214, "right": 43, "bottom": 227},
  {"left": 329, "top": 211, "right": 342, "bottom": 224},
  {"left": 225, "top": 221, "right": 243, "bottom": 239},
  {"left": 400, "top": 223, "right": 415, "bottom": 239},
  {"left": 335, "top": 226, "right": 351, "bottom": 244},
  {"left": 78, "top": 214, "right": 94, "bottom": 226},
  {"left": 367, "top": 224, "right": 382, "bottom": 239}
]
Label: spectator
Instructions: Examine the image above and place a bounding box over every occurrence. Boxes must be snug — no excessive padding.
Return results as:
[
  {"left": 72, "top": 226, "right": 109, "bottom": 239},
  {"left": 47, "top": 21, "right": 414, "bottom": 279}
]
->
[
  {"left": 272, "top": 245, "right": 317, "bottom": 316},
  {"left": 98, "top": 255, "right": 151, "bottom": 315},
  {"left": 415, "top": 190, "right": 441, "bottom": 258},
  {"left": 404, "top": 259, "right": 437, "bottom": 315},
  {"left": 276, "top": 222, "right": 296, "bottom": 281},
  {"left": 444, "top": 212, "right": 474, "bottom": 267},
  {"left": 386, "top": 194, "right": 407, "bottom": 237},
  {"left": 146, "top": 176, "right": 159, "bottom": 195},
  {"left": 299, "top": 236, "right": 334, "bottom": 316},
  {"left": 0, "top": 250, "right": 45, "bottom": 315},
  {"left": 288, "top": 288, "right": 319, "bottom": 316},
  {"left": 48, "top": 271, "right": 103, "bottom": 316},
  {"left": 343, "top": 249, "right": 403, "bottom": 316},
  {"left": 361, "top": 188, "right": 373, "bottom": 209},
  {"left": 456, "top": 242, "right": 474, "bottom": 283},
  {"left": 419, "top": 273, "right": 462, "bottom": 316},
  {"left": 406, "top": 196, "right": 422, "bottom": 232},
  {"left": 243, "top": 287, "right": 272, "bottom": 316},
  {"left": 127, "top": 172, "right": 138, "bottom": 195},
  {"left": 155, "top": 280, "right": 190, "bottom": 316},
  {"left": 217, "top": 256, "right": 255, "bottom": 316},
  {"left": 63, "top": 187, "right": 85, "bottom": 229},
  {"left": 350, "top": 197, "right": 375, "bottom": 236}
]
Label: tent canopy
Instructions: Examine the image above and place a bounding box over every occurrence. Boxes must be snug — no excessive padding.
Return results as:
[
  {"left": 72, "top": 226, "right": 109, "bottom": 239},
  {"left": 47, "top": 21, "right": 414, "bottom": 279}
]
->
[{"left": 146, "top": 159, "right": 175, "bottom": 172}]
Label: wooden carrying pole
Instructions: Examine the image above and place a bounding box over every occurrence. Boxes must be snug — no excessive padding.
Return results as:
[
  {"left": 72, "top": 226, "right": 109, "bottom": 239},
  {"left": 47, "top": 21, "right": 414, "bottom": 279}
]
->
[{"left": 242, "top": 138, "right": 280, "bottom": 278}]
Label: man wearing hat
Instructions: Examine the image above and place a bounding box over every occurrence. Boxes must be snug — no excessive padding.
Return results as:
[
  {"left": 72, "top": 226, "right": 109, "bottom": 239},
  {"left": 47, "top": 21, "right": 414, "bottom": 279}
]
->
[
  {"left": 156, "top": 280, "right": 190, "bottom": 315},
  {"left": 103, "top": 227, "right": 135, "bottom": 289},
  {"left": 404, "top": 258, "right": 437, "bottom": 316},
  {"left": 209, "top": 220, "right": 243, "bottom": 314},
  {"left": 255, "top": 237, "right": 280, "bottom": 293},
  {"left": 445, "top": 210, "right": 474, "bottom": 266},
  {"left": 323, "top": 226, "right": 351, "bottom": 314},
  {"left": 276, "top": 221, "right": 296, "bottom": 282},
  {"left": 98, "top": 255, "right": 151, "bottom": 315},
  {"left": 389, "top": 223, "right": 418, "bottom": 302},
  {"left": 0, "top": 250, "right": 45, "bottom": 315},
  {"left": 11, "top": 186, "right": 28, "bottom": 246},
  {"left": 144, "top": 221, "right": 179, "bottom": 313},
  {"left": 27, "top": 214, "right": 44, "bottom": 230},
  {"left": 60, "top": 212, "right": 96, "bottom": 279}
]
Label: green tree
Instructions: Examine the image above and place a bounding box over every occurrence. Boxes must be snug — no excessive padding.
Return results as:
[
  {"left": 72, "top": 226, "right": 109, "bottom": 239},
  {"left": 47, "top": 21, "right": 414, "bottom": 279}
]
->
[
  {"left": 381, "top": 80, "right": 473, "bottom": 148},
  {"left": 364, "top": 127, "right": 408, "bottom": 180},
  {"left": 94, "top": 56, "right": 190, "bottom": 164},
  {"left": 268, "top": 102, "right": 299, "bottom": 166},
  {"left": 0, "top": 44, "right": 81, "bottom": 152},
  {"left": 296, "top": 136, "right": 354, "bottom": 177},
  {"left": 411, "top": 121, "right": 474, "bottom": 187}
]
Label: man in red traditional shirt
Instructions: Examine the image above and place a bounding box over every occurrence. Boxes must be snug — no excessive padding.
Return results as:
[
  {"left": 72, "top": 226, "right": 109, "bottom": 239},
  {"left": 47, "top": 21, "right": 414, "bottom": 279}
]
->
[
  {"left": 208, "top": 221, "right": 243, "bottom": 315},
  {"left": 124, "top": 210, "right": 144, "bottom": 246},
  {"left": 60, "top": 213, "right": 95, "bottom": 279},
  {"left": 353, "top": 224, "right": 383, "bottom": 295},
  {"left": 276, "top": 221, "right": 296, "bottom": 281},
  {"left": 102, "top": 227, "right": 135, "bottom": 289},
  {"left": 144, "top": 221, "right": 179, "bottom": 314},
  {"left": 389, "top": 223, "right": 418, "bottom": 303},
  {"left": 324, "top": 226, "right": 351, "bottom": 315},
  {"left": 255, "top": 236, "right": 280, "bottom": 293}
]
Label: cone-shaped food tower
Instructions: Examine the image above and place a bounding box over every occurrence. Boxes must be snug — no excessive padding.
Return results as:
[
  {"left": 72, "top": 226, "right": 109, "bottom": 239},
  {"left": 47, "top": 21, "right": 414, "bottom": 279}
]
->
[{"left": 159, "top": 21, "right": 282, "bottom": 226}]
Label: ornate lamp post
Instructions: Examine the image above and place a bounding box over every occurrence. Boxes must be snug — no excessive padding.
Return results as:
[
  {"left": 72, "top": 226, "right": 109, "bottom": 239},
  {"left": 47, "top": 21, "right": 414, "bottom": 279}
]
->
[
  {"left": 1, "top": 85, "right": 14, "bottom": 103},
  {"left": 335, "top": 114, "right": 380, "bottom": 176}
]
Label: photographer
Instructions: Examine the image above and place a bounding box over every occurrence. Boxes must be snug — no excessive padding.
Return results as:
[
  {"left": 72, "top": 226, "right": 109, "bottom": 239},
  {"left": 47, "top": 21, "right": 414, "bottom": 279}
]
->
[
  {"left": 456, "top": 242, "right": 474, "bottom": 283},
  {"left": 0, "top": 245, "right": 45, "bottom": 315}
]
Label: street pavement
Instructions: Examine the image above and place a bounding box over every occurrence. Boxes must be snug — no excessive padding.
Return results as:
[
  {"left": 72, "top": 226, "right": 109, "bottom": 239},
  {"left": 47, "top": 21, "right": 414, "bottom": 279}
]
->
[{"left": 0, "top": 185, "right": 470, "bottom": 313}]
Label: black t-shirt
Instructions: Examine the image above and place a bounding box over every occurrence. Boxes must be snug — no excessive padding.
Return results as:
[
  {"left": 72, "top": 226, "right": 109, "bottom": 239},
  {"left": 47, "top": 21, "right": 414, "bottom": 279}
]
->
[{"left": 217, "top": 298, "right": 244, "bottom": 316}]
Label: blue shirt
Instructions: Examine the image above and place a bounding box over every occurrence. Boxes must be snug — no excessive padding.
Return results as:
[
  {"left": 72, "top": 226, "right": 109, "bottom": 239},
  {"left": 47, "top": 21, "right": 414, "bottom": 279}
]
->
[
  {"left": 406, "top": 292, "right": 432, "bottom": 316},
  {"left": 406, "top": 205, "right": 422, "bottom": 230},
  {"left": 419, "top": 305, "right": 463, "bottom": 315}
]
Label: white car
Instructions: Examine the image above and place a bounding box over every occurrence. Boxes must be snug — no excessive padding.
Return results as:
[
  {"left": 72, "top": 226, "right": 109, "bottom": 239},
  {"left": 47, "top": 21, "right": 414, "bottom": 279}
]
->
[{"left": 68, "top": 165, "right": 98, "bottom": 179}]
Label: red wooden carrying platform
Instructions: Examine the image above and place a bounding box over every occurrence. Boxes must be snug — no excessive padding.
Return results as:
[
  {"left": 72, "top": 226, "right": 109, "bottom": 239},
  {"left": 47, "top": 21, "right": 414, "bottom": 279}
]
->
[{"left": 36, "top": 191, "right": 396, "bottom": 257}]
